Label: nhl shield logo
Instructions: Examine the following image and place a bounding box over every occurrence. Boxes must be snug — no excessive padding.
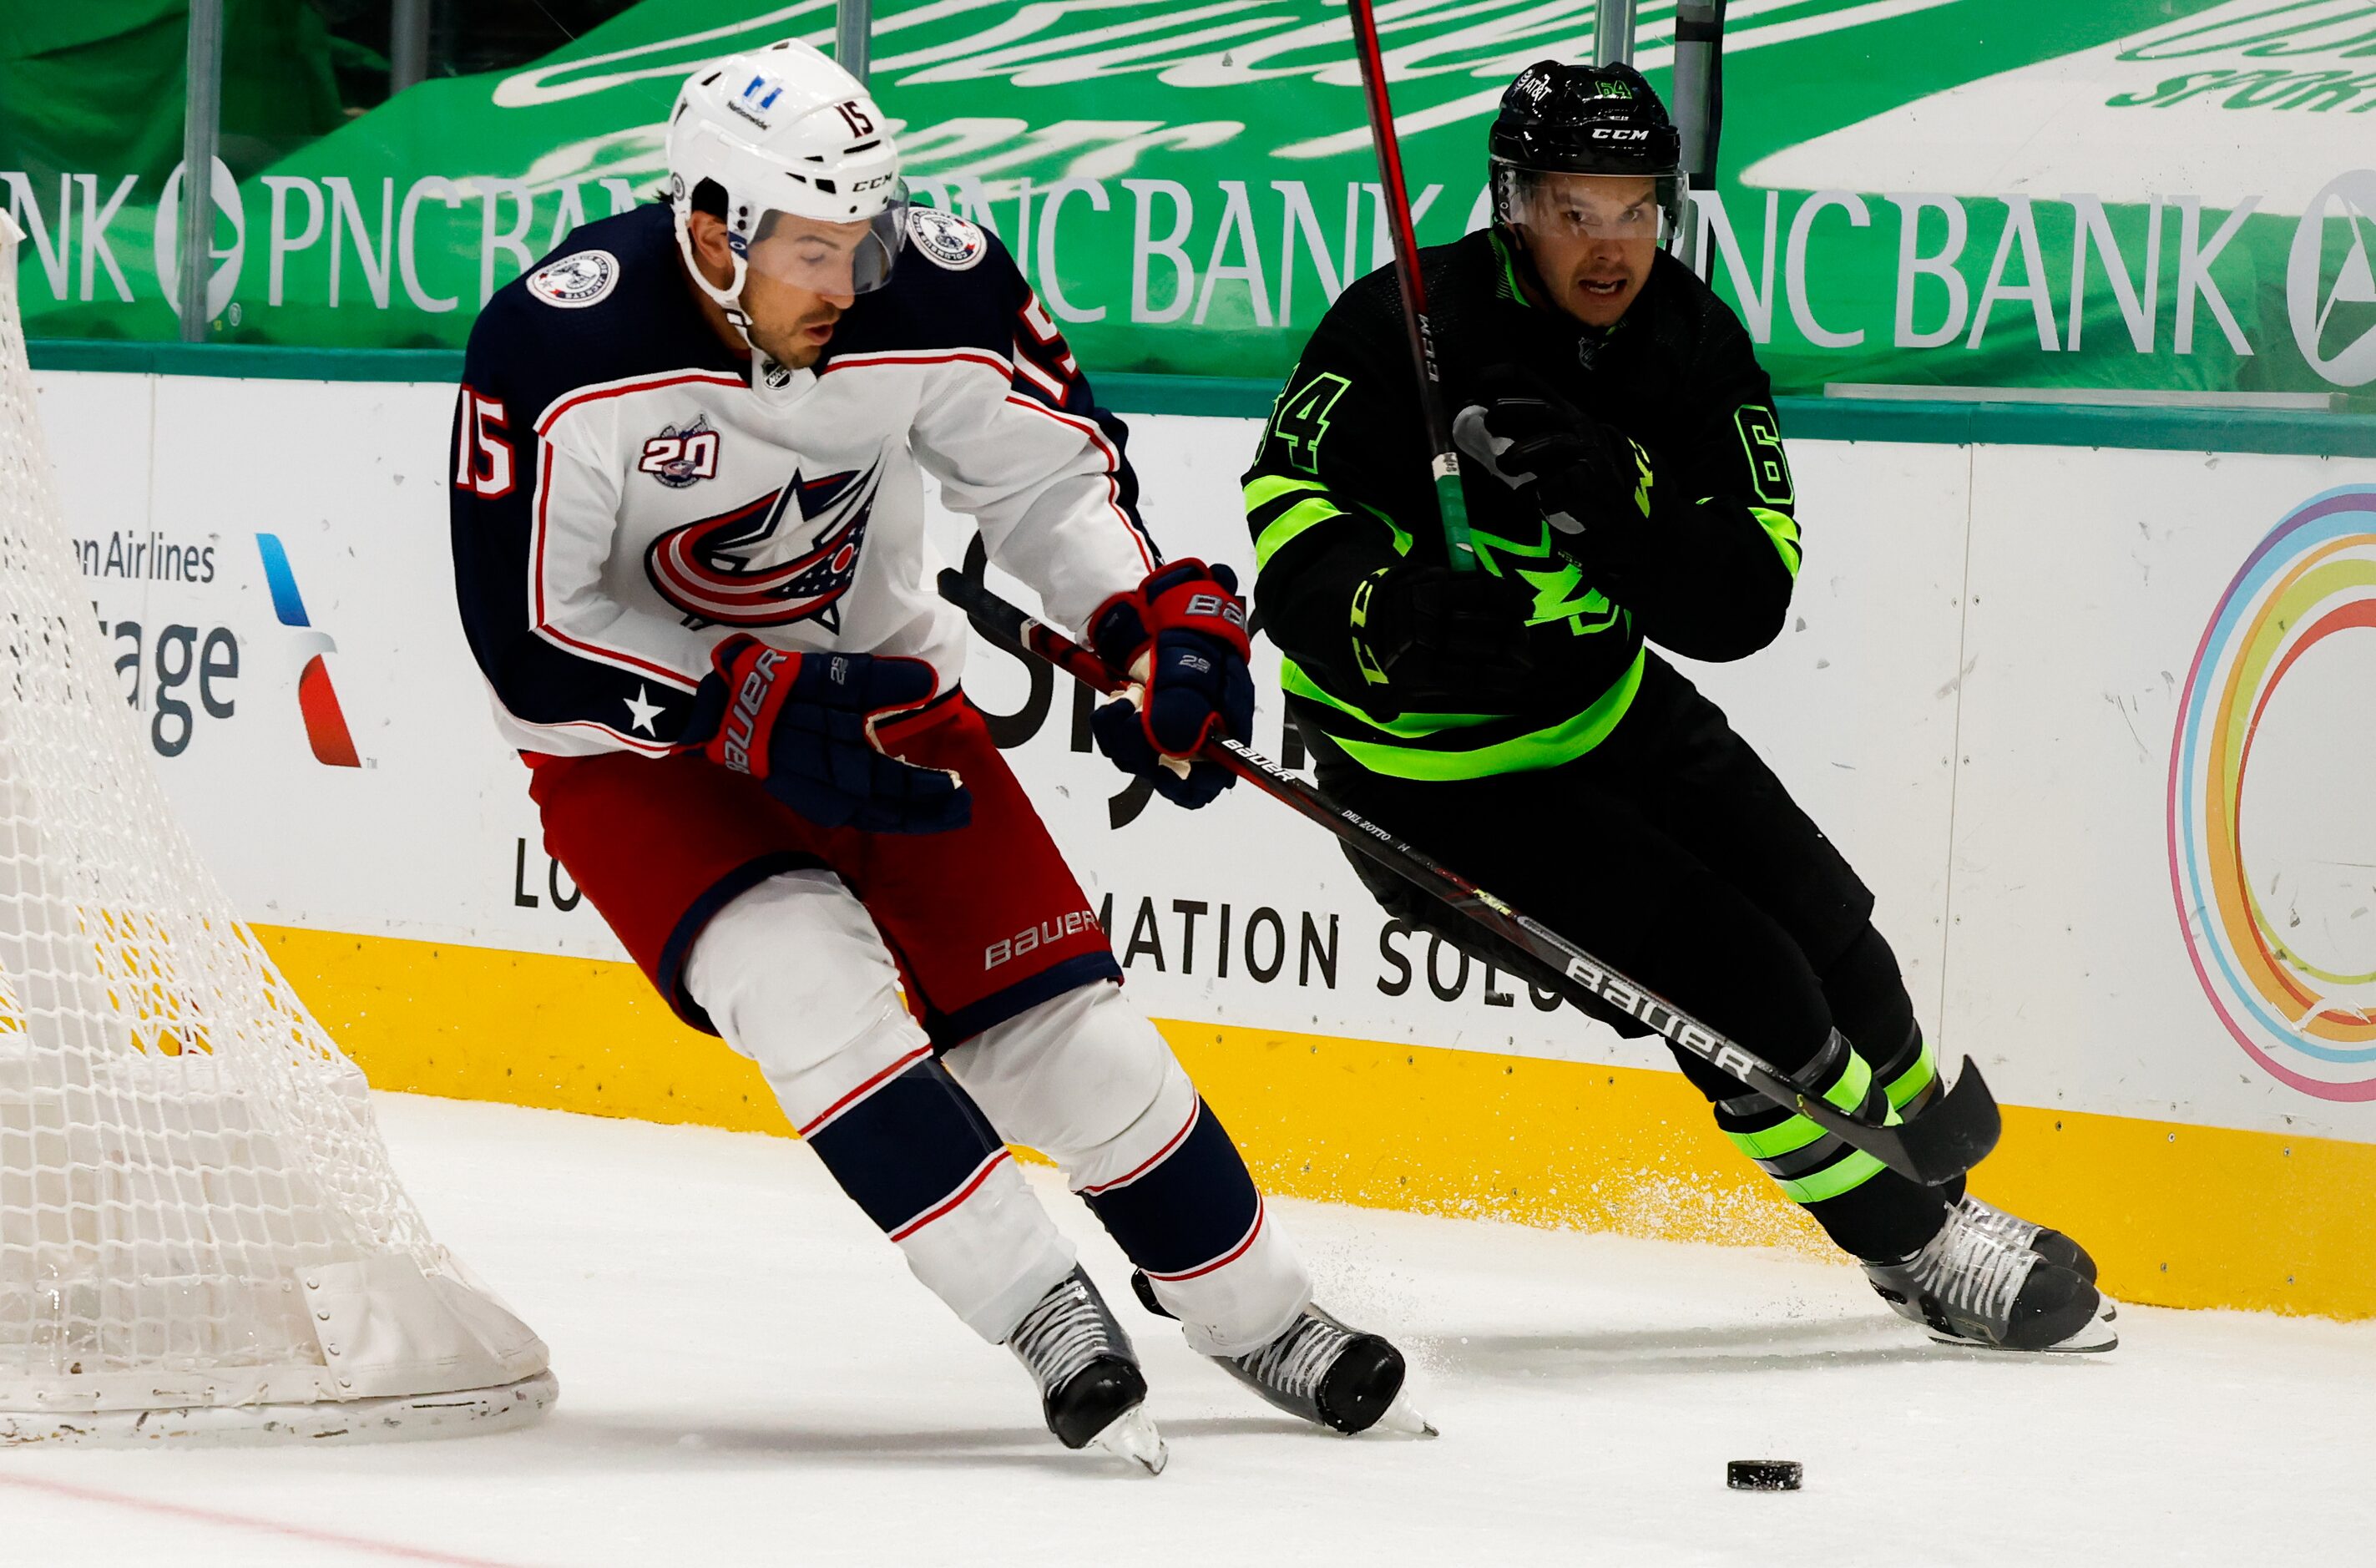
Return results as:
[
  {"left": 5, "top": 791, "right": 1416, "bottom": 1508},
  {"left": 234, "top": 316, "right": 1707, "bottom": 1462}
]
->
[
  {"left": 645, "top": 463, "right": 882, "bottom": 631},
  {"left": 528, "top": 250, "right": 619, "bottom": 309}
]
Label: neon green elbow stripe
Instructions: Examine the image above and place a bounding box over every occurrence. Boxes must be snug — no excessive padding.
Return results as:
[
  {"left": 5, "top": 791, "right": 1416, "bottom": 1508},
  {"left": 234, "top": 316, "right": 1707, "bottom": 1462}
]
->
[
  {"left": 1245, "top": 473, "right": 1327, "bottom": 511},
  {"left": 1774, "top": 1148, "right": 1888, "bottom": 1205},
  {"left": 1883, "top": 1035, "right": 1939, "bottom": 1110},
  {"left": 1282, "top": 650, "right": 1646, "bottom": 780},
  {"left": 1752, "top": 506, "right": 1802, "bottom": 578},
  {"left": 1253, "top": 497, "right": 1349, "bottom": 570}
]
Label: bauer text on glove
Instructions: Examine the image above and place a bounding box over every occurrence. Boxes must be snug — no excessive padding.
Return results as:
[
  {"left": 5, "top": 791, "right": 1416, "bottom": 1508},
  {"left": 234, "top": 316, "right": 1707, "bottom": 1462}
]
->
[
  {"left": 686, "top": 635, "right": 969, "bottom": 834},
  {"left": 1086, "top": 560, "right": 1256, "bottom": 810}
]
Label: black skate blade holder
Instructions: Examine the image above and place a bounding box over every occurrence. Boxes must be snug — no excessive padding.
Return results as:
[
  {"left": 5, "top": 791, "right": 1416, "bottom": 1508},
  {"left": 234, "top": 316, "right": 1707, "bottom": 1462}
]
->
[{"left": 939, "top": 569, "right": 2002, "bottom": 1189}]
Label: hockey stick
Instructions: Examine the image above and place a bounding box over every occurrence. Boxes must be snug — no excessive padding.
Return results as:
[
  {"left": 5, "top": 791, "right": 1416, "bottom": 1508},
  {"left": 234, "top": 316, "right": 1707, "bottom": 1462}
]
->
[
  {"left": 1343, "top": 0, "right": 1477, "bottom": 573},
  {"left": 939, "top": 569, "right": 2001, "bottom": 1187}
]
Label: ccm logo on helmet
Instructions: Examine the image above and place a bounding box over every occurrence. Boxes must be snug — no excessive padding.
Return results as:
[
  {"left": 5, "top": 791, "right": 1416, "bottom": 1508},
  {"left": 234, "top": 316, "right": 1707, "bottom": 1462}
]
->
[{"left": 1590, "top": 127, "right": 1651, "bottom": 140}]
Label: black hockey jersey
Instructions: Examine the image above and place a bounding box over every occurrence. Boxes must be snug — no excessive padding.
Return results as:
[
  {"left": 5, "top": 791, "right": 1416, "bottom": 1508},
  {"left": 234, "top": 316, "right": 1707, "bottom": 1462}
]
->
[
  {"left": 1244, "top": 230, "right": 1801, "bottom": 782},
  {"left": 451, "top": 202, "right": 1157, "bottom": 757}
]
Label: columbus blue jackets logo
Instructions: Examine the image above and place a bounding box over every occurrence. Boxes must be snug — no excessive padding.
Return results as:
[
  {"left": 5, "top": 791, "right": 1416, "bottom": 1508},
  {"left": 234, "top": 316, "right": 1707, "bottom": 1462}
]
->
[
  {"left": 526, "top": 250, "right": 619, "bottom": 309},
  {"left": 645, "top": 463, "right": 880, "bottom": 630},
  {"left": 907, "top": 207, "right": 986, "bottom": 271}
]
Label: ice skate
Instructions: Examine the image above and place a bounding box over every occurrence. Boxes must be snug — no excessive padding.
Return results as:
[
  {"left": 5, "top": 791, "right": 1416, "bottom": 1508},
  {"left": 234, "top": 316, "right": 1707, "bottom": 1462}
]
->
[
  {"left": 1132, "top": 1272, "right": 1433, "bottom": 1436},
  {"left": 1864, "top": 1204, "right": 2117, "bottom": 1353},
  {"left": 1006, "top": 1267, "right": 1167, "bottom": 1474},
  {"left": 1957, "top": 1193, "right": 2101, "bottom": 1287}
]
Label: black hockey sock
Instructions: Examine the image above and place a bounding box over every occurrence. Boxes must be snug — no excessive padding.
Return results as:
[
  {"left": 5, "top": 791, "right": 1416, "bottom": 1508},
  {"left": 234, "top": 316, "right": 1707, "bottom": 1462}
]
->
[
  {"left": 1817, "top": 924, "right": 1917, "bottom": 1078},
  {"left": 1713, "top": 1028, "right": 1949, "bottom": 1261}
]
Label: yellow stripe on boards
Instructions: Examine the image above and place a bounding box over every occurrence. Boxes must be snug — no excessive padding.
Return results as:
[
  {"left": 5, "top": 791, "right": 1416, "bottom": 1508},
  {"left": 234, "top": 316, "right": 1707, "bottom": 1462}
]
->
[{"left": 255, "top": 924, "right": 2376, "bottom": 1322}]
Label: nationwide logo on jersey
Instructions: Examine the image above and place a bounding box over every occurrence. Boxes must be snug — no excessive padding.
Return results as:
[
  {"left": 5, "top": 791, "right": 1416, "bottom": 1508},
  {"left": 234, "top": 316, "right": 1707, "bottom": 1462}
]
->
[
  {"left": 645, "top": 462, "right": 882, "bottom": 631},
  {"left": 255, "top": 534, "right": 361, "bottom": 767}
]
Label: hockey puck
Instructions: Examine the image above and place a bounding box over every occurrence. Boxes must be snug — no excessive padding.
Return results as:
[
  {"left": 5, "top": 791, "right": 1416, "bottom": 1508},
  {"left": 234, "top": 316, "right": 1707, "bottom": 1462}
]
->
[{"left": 1726, "top": 1459, "right": 1802, "bottom": 1491}]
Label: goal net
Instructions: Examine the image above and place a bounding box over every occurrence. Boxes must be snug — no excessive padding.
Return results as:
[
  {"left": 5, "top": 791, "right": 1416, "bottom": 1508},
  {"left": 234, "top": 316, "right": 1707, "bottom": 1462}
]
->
[{"left": 0, "top": 214, "right": 554, "bottom": 1443}]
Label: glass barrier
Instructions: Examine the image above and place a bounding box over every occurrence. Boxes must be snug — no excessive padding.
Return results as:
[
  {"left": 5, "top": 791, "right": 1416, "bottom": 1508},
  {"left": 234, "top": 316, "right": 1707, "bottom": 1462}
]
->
[{"left": 4, "top": 0, "right": 2372, "bottom": 411}]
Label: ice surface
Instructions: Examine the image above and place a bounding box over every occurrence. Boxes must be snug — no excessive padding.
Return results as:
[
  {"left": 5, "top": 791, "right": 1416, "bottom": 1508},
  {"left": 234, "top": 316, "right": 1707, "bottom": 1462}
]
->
[{"left": 5, "top": 1094, "right": 2369, "bottom": 1566}]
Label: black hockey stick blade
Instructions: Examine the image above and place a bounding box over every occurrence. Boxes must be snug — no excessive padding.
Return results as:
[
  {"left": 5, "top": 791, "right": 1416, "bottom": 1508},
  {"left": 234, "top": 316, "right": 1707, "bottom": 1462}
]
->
[
  {"left": 938, "top": 568, "right": 1999, "bottom": 1186},
  {"left": 1893, "top": 1057, "right": 2001, "bottom": 1187}
]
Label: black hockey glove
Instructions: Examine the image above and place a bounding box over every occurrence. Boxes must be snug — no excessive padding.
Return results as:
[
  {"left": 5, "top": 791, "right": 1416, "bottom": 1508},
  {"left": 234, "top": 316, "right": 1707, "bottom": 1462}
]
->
[
  {"left": 1451, "top": 363, "right": 1655, "bottom": 577},
  {"left": 1349, "top": 563, "right": 1539, "bottom": 715}
]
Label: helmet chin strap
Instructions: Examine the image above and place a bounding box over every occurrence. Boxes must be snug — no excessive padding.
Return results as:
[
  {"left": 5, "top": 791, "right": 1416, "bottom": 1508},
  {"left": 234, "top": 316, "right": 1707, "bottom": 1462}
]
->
[{"left": 671, "top": 205, "right": 754, "bottom": 349}]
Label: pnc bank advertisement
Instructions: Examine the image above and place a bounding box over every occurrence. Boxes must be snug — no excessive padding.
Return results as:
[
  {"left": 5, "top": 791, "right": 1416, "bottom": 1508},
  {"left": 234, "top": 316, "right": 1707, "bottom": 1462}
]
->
[{"left": 6, "top": 0, "right": 2376, "bottom": 402}]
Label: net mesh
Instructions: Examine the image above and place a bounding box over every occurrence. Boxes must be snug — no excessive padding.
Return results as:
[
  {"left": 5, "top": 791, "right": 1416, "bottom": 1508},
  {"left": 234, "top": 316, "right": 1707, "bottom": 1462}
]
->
[{"left": 0, "top": 226, "right": 459, "bottom": 1414}]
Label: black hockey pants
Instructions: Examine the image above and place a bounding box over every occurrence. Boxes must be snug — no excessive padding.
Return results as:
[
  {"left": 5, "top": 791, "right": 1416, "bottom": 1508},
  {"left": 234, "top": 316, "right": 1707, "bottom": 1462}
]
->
[{"left": 1317, "top": 655, "right": 1949, "bottom": 1262}]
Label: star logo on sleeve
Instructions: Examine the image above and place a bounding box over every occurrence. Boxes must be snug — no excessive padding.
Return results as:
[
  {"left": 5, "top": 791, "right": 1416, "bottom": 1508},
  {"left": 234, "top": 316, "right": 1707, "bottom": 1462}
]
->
[{"left": 623, "top": 685, "right": 665, "bottom": 736}]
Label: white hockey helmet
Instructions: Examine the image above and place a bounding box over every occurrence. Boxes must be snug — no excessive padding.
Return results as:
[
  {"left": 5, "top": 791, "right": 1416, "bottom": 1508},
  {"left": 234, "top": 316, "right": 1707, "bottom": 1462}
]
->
[{"left": 665, "top": 40, "right": 907, "bottom": 329}]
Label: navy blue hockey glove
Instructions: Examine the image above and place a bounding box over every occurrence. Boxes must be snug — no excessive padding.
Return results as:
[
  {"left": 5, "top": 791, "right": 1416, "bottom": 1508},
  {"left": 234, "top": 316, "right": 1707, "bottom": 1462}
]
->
[
  {"left": 1452, "top": 363, "right": 1655, "bottom": 574},
  {"left": 687, "top": 635, "right": 970, "bottom": 835},
  {"left": 1350, "top": 563, "right": 1539, "bottom": 716},
  {"left": 1087, "top": 560, "right": 1255, "bottom": 810}
]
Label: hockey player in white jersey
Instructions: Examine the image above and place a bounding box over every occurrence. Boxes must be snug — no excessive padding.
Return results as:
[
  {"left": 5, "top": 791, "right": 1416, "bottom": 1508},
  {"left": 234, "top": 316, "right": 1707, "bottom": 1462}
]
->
[{"left": 449, "top": 42, "right": 1429, "bottom": 1469}]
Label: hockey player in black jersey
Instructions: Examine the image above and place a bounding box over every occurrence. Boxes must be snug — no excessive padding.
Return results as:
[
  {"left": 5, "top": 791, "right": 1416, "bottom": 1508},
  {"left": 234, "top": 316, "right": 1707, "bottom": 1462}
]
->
[
  {"left": 1245, "top": 60, "right": 2115, "bottom": 1353},
  {"left": 451, "top": 39, "right": 1428, "bottom": 1468}
]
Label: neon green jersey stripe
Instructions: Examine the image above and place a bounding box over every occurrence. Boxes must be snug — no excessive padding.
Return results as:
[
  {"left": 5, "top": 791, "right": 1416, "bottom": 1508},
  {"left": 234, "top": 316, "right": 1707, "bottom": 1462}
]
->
[
  {"left": 1282, "top": 650, "right": 1646, "bottom": 780},
  {"left": 1281, "top": 661, "right": 1513, "bottom": 738},
  {"left": 1245, "top": 473, "right": 1327, "bottom": 512},
  {"left": 1253, "top": 496, "right": 1348, "bottom": 570},
  {"left": 1752, "top": 506, "right": 1802, "bottom": 577}
]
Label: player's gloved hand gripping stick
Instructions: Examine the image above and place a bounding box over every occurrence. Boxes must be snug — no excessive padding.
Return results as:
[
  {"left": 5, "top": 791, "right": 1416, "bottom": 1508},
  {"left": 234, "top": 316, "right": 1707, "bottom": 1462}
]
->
[
  {"left": 940, "top": 569, "right": 2002, "bottom": 1186},
  {"left": 1085, "top": 559, "right": 1256, "bottom": 810},
  {"left": 685, "top": 634, "right": 971, "bottom": 835}
]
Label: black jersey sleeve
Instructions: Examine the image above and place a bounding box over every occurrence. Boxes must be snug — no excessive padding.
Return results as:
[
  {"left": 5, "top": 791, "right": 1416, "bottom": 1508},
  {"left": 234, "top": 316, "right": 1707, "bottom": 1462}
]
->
[
  {"left": 1241, "top": 302, "right": 1442, "bottom": 707},
  {"left": 1591, "top": 306, "right": 1801, "bottom": 664}
]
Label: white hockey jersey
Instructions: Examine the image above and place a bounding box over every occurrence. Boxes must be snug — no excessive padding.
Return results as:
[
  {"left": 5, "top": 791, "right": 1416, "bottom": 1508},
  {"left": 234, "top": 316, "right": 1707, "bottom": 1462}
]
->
[{"left": 450, "top": 202, "right": 1159, "bottom": 757}]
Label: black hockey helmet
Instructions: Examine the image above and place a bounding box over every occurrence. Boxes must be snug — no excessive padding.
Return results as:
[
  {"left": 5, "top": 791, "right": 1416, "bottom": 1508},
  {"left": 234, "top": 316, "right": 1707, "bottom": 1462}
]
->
[{"left": 1489, "top": 61, "right": 1686, "bottom": 235}]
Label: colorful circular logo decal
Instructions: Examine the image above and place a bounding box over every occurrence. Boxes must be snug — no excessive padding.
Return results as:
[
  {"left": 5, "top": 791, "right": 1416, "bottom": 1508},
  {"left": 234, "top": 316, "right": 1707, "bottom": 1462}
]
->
[{"left": 2169, "top": 485, "right": 2376, "bottom": 1100}]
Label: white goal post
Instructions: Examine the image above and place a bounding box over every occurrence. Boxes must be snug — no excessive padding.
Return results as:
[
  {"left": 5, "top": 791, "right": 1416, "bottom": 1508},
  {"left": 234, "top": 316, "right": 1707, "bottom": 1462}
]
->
[{"left": 0, "top": 213, "right": 555, "bottom": 1444}]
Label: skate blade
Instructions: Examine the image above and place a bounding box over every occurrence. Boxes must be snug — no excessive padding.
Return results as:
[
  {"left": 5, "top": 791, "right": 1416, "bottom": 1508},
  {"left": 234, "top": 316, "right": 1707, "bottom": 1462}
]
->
[
  {"left": 1926, "top": 1309, "right": 2120, "bottom": 1355},
  {"left": 1370, "top": 1388, "right": 1438, "bottom": 1439},
  {"left": 1089, "top": 1404, "right": 1169, "bottom": 1475}
]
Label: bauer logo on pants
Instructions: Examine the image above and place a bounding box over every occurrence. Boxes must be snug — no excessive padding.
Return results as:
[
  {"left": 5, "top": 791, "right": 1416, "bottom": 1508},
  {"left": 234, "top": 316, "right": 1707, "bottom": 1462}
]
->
[{"left": 2168, "top": 486, "right": 2376, "bottom": 1100}]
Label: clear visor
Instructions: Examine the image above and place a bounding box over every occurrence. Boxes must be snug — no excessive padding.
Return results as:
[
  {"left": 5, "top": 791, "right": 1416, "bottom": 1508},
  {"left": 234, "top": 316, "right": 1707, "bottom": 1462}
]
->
[
  {"left": 734, "top": 186, "right": 909, "bottom": 297},
  {"left": 1496, "top": 167, "right": 1683, "bottom": 243}
]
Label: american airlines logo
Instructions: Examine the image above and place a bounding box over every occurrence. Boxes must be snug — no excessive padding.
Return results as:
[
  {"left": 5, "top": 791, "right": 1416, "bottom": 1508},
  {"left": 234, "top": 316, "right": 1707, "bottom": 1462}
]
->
[{"left": 256, "top": 534, "right": 361, "bottom": 768}]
